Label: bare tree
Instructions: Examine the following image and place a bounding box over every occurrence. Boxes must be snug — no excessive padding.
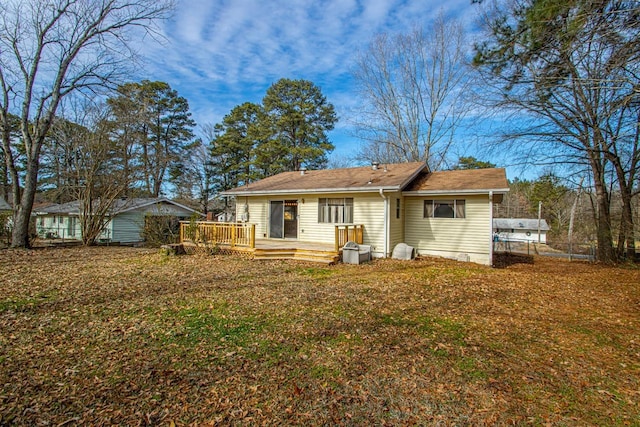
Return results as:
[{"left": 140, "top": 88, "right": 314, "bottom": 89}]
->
[
  {"left": 0, "top": 0, "right": 171, "bottom": 248},
  {"left": 474, "top": 0, "right": 640, "bottom": 262},
  {"left": 352, "top": 14, "right": 473, "bottom": 169},
  {"left": 70, "top": 104, "right": 135, "bottom": 245}
]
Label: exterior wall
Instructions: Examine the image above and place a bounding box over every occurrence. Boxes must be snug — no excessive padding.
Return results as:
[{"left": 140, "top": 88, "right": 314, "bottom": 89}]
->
[
  {"left": 388, "top": 191, "right": 404, "bottom": 253},
  {"left": 36, "top": 215, "right": 82, "bottom": 240},
  {"left": 351, "top": 193, "right": 386, "bottom": 256},
  {"left": 237, "top": 192, "right": 388, "bottom": 256},
  {"left": 495, "top": 229, "right": 547, "bottom": 244},
  {"left": 111, "top": 203, "right": 195, "bottom": 243},
  {"left": 404, "top": 195, "right": 492, "bottom": 265},
  {"left": 236, "top": 196, "right": 269, "bottom": 238},
  {"left": 35, "top": 201, "right": 195, "bottom": 243},
  {"left": 111, "top": 212, "right": 143, "bottom": 243}
]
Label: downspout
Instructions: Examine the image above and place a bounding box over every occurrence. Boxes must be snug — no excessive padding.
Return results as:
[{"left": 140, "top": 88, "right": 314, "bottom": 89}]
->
[
  {"left": 379, "top": 189, "right": 388, "bottom": 258},
  {"left": 489, "top": 191, "right": 494, "bottom": 267}
]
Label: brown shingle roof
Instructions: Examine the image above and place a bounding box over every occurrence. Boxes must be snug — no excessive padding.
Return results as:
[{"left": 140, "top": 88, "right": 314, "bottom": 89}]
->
[
  {"left": 223, "top": 162, "right": 427, "bottom": 195},
  {"left": 404, "top": 168, "right": 509, "bottom": 193}
]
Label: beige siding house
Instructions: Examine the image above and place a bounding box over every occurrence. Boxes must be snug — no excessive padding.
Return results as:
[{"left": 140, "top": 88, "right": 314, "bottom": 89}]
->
[{"left": 223, "top": 162, "right": 509, "bottom": 265}]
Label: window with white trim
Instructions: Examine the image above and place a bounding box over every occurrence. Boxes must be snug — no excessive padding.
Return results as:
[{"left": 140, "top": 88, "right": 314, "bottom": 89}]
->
[
  {"left": 424, "top": 199, "right": 465, "bottom": 219},
  {"left": 318, "top": 198, "right": 353, "bottom": 223}
]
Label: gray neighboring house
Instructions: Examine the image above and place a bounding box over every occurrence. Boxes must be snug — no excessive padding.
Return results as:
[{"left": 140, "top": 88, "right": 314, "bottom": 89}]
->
[
  {"left": 493, "top": 218, "right": 551, "bottom": 244},
  {"left": 34, "top": 197, "right": 200, "bottom": 243},
  {"left": 0, "top": 198, "right": 11, "bottom": 214}
]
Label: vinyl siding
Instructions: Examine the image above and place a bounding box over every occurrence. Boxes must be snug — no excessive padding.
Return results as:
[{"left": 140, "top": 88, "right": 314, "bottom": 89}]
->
[
  {"left": 300, "top": 193, "right": 385, "bottom": 253},
  {"left": 111, "top": 212, "right": 144, "bottom": 243},
  {"left": 236, "top": 197, "right": 269, "bottom": 238},
  {"left": 388, "top": 192, "right": 404, "bottom": 252},
  {"left": 354, "top": 194, "right": 387, "bottom": 256},
  {"left": 36, "top": 215, "right": 82, "bottom": 240},
  {"left": 112, "top": 202, "right": 195, "bottom": 243},
  {"left": 298, "top": 196, "right": 332, "bottom": 244},
  {"left": 240, "top": 193, "right": 388, "bottom": 255},
  {"left": 404, "top": 195, "right": 492, "bottom": 265},
  {"left": 495, "top": 230, "right": 547, "bottom": 244}
]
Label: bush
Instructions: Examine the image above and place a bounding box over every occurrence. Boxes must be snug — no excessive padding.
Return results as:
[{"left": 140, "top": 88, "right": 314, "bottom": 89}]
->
[
  {"left": 0, "top": 212, "right": 11, "bottom": 247},
  {"left": 142, "top": 215, "right": 181, "bottom": 247}
]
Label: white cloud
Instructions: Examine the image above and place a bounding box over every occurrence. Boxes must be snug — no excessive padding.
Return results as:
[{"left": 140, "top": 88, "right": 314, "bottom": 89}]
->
[{"left": 137, "top": 0, "right": 479, "bottom": 147}]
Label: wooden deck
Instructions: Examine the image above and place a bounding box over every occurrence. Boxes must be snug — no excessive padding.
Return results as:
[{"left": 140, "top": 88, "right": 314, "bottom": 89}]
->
[
  {"left": 202, "top": 239, "right": 340, "bottom": 264},
  {"left": 180, "top": 222, "right": 364, "bottom": 264}
]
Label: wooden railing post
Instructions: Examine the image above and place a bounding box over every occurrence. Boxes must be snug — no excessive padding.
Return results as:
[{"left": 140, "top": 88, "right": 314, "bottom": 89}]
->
[
  {"left": 334, "top": 226, "right": 339, "bottom": 253},
  {"left": 250, "top": 224, "right": 255, "bottom": 248},
  {"left": 231, "top": 223, "right": 236, "bottom": 247}
]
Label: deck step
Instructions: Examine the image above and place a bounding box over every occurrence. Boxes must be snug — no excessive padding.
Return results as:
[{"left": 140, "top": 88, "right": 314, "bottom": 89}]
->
[{"left": 253, "top": 248, "right": 339, "bottom": 264}]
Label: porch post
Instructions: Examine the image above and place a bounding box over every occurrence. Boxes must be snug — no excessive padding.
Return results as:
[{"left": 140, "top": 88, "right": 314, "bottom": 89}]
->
[
  {"left": 231, "top": 223, "right": 236, "bottom": 247},
  {"left": 250, "top": 224, "right": 256, "bottom": 248},
  {"left": 334, "top": 226, "right": 339, "bottom": 253}
]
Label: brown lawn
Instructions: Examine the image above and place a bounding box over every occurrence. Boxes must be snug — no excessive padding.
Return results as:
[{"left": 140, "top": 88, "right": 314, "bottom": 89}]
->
[{"left": 0, "top": 247, "right": 638, "bottom": 426}]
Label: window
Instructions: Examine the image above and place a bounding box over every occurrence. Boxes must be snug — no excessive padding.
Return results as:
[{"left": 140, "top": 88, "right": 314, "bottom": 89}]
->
[
  {"left": 318, "top": 198, "right": 353, "bottom": 223},
  {"left": 424, "top": 199, "right": 465, "bottom": 218},
  {"left": 396, "top": 198, "right": 401, "bottom": 219}
]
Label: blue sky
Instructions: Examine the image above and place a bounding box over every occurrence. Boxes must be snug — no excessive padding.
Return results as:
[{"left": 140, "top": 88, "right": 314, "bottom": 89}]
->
[{"left": 136, "top": 0, "right": 514, "bottom": 172}]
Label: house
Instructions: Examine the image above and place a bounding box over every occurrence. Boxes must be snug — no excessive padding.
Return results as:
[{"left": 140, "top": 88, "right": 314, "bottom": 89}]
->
[
  {"left": 0, "top": 199, "right": 11, "bottom": 243},
  {"left": 0, "top": 198, "right": 11, "bottom": 214},
  {"left": 493, "top": 218, "right": 551, "bottom": 244},
  {"left": 34, "top": 197, "right": 200, "bottom": 243},
  {"left": 222, "top": 162, "right": 509, "bottom": 265}
]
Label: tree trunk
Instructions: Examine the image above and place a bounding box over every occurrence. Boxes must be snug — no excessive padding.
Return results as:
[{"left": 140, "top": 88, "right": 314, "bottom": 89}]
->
[
  {"left": 619, "top": 190, "right": 636, "bottom": 260},
  {"left": 10, "top": 158, "right": 39, "bottom": 248},
  {"left": 592, "top": 171, "right": 615, "bottom": 263}
]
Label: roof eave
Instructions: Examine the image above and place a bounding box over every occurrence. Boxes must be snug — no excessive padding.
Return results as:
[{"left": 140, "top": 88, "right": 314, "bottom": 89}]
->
[
  {"left": 223, "top": 185, "right": 404, "bottom": 197},
  {"left": 403, "top": 187, "right": 510, "bottom": 196},
  {"left": 115, "top": 198, "right": 201, "bottom": 216}
]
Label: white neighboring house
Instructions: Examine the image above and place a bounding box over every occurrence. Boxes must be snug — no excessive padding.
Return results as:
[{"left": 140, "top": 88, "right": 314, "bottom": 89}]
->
[
  {"left": 493, "top": 218, "right": 551, "bottom": 244},
  {"left": 34, "top": 198, "right": 200, "bottom": 243}
]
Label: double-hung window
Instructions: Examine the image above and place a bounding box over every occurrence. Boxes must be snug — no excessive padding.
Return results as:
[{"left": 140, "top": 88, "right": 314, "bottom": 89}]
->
[
  {"left": 318, "top": 198, "right": 353, "bottom": 223},
  {"left": 424, "top": 199, "right": 465, "bottom": 219}
]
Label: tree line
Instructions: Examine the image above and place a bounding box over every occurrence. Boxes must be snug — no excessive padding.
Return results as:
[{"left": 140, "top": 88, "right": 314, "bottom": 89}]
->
[
  {"left": 1, "top": 0, "right": 638, "bottom": 262},
  {"left": 203, "top": 78, "right": 337, "bottom": 203}
]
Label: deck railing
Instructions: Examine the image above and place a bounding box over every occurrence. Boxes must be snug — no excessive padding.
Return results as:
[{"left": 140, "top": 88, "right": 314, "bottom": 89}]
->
[
  {"left": 335, "top": 224, "right": 364, "bottom": 252},
  {"left": 180, "top": 221, "right": 256, "bottom": 248}
]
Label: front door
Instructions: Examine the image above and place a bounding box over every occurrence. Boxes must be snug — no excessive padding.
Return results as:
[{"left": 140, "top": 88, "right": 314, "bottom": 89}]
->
[
  {"left": 269, "top": 200, "right": 298, "bottom": 239},
  {"left": 269, "top": 201, "right": 284, "bottom": 238}
]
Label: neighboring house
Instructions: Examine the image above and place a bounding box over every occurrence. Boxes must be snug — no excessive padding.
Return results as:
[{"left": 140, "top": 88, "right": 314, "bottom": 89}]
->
[
  {"left": 0, "top": 198, "right": 11, "bottom": 214},
  {"left": 0, "top": 199, "right": 11, "bottom": 243},
  {"left": 34, "top": 198, "right": 200, "bottom": 243},
  {"left": 494, "top": 218, "right": 551, "bottom": 244},
  {"left": 222, "top": 162, "right": 509, "bottom": 265}
]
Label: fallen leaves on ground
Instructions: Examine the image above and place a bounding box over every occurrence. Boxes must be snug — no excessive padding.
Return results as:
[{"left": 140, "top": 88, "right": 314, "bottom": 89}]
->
[{"left": 0, "top": 247, "right": 638, "bottom": 425}]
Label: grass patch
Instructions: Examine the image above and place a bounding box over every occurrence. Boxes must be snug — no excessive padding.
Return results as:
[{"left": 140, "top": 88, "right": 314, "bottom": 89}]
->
[
  {"left": 0, "top": 291, "right": 57, "bottom": 313},
  {"left": 297, "top": 267, "right": 334, "bottom": 278},
  {"left": 1, "top": 247, "right": 639, "bottom": 425},
  {"left": 160, "top": 304, "right": 264, "bottom": 347}
]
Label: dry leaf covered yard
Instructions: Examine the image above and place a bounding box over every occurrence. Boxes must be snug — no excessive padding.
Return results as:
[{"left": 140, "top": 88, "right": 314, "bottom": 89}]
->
[{"left": 1, "top": 247, "right": 639, "bottom": 425}]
